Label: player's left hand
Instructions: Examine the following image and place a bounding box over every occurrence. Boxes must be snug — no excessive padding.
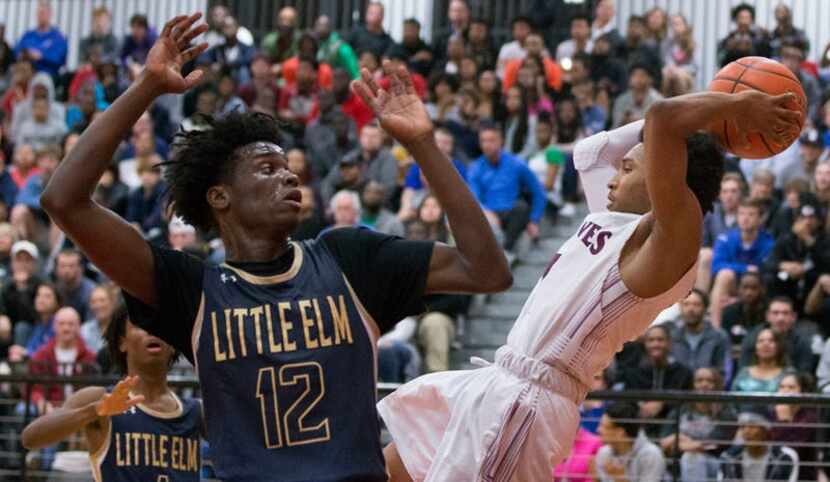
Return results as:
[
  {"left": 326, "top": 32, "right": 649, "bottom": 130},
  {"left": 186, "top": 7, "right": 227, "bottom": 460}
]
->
[
  {"left": 96, "top": 375, "right": 145, "bottom": 417},
  {"left": 351, "top": 61, "right": 433, "bottom": 146},
  {"left": 732, "top": 91, "right": 802, "bottom": 149}
]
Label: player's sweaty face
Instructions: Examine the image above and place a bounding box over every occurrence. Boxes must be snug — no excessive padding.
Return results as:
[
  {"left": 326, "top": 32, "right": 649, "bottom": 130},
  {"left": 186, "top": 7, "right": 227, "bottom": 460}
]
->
[
  {"left": 607, "top": 144, "right": 650, "bottom": 214},
  {"left": 229, "top": 142, "right": 301, "bottom": 232}
]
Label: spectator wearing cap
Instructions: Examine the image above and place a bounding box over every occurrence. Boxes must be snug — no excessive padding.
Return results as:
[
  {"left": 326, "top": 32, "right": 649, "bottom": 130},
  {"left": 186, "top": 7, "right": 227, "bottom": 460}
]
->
[
  {"left": 764, "top": 202, "right": 830, "bottom": 303},
  {"left": 496, "top": 16, "right": 532, "bottom": 78},
  {"left": 717, "top": 3, "right": 772, "bottom": 67},
  {"left": 770, "top": 4, "right": 810, "bottom": 58},
  {"left": 321, "top": 122, "right": 395, "bottom": 205},
  {"left": 347, "top": 2, "right": 394, "bottom": 58},
  {"left": 79, "top": 7, "right": 119, "bottom": 64},
  {"left": 14, "top": 1, "right": 67, "bottom": 78},
  {"left": 120, "top": 14, "right": 157, "bottom": 68},
  {"left": 260, "top": 7, "right": 300, "bottom": 69},
  {"left": 719, "top": 412, "right": 799, "bottom": 481},
  {"left": 780, "top": 41, "right": 821, "bottom": 122},
  {"left": 3, "top": 240, "right": 42, "bottom": 332},
  {"left": 777, "top": 129, "right": 827, "bottom": 188},
  {"left": 314, "top": 15, "right": 360, "bottom": 79},
  {"left": 282, "top": 33, "right": 333, "bottom": 91},
  {"left": 468, "top": 122, "right": 546, "bottom": 254},
  {"left": 611, "top": 63, "right": 663, "bottom": 128},
  {"left": 595, "top": 402, "right": 666, "bottom": 482},
  {"left": 199, "top": 16, "right": 255, "bottom": 86}
]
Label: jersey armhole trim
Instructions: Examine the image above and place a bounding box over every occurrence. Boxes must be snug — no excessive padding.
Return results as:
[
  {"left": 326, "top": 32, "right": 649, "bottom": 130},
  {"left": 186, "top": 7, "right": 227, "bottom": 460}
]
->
[
  {"left": 89, "top": 416, "right": 111, "bottom": 482},
  {"left": 191, "top": 294, "right": 205, "bottom": 376}
]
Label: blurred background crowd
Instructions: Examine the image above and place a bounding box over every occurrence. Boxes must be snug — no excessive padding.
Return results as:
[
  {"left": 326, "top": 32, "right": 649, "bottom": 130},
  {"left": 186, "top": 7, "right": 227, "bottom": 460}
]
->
[{"left": 2, "top": 0, "right": 830, "bottom": 480}]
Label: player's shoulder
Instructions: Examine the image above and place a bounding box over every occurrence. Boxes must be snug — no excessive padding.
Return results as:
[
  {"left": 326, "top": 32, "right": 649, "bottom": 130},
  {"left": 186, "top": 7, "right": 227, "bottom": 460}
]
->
[{"left": 149, "top": 242, "right": 207, "bottom": 274}]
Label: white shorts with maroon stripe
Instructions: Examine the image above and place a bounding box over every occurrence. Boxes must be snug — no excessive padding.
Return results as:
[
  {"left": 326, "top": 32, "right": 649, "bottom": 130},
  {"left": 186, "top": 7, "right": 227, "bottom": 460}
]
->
[{"left": 378, "top": 346, "right": 584, "bottom": 482}]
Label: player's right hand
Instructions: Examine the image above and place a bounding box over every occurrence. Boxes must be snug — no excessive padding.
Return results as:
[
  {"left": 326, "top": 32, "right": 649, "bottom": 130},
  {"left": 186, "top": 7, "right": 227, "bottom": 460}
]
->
[
  {"left": 143, "top": 13, "right": 209, "bottom": 94},
  {"left": 95, "top": 375, "right": 145, "bottom": 417},
  {"left": 732, "top": 90, "right": 802, "bottom": 149}
]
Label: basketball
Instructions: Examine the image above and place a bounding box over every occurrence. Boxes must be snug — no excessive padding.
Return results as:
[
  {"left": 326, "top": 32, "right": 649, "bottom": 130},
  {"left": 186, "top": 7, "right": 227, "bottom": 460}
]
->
[{"left": 708, "top": 56, "right": 806, "bottom": 159}]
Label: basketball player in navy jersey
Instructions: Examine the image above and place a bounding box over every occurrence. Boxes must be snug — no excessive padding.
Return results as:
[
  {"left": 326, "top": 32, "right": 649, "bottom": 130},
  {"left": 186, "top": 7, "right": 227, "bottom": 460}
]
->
[
  {"left": 40, "top": 13, "right": 511, "bottom": 482},
  {"left": 22, "top": 303, "right": 203, "bottom": 481}
]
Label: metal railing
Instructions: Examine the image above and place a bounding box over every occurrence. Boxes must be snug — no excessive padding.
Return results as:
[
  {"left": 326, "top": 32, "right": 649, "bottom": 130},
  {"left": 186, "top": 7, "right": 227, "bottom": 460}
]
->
[{"left": 3, "top": 373, "right": 830, "bottom": 481}]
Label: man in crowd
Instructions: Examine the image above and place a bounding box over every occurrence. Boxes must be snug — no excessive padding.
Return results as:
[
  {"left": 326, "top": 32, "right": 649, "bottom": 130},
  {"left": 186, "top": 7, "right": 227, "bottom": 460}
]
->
[
  {"left": 260, "top": 6, "right": 300, "bottom": 67},
  {"left": 14, "top": 1, "right": 67, "bottom": 78},
  {"left": 321, "top": 122, "right": 397, "bottom": 204},
  {"left": 720, "top": 412, "right": 799, "bottom": 480},
  {"left": 739, "top": 296, "right": 815, "bottom": 372},
  {"left": 698, "top": 173, "right": 744, "bottom": 291},
  {"left": 670, "top": 289, "right": 730, "bottom": 374},
  {"left": 347, "top": 2, "right": 394, "bottom": 58},
  {"left": 53, "top": 249, "right": 96, "bottom": 321},
  {"left": 557, "top": 14, "right": 593, "bottom": 63},
  {"left": 595, "top": 402, "right": 666, "bottom": 482},
  {"left": 611, "top": 63, "right": 662, "bottom": 128}
]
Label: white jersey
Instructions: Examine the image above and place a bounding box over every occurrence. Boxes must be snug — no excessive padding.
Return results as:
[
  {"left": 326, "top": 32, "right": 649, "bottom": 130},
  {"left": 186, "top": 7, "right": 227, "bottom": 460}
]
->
[{"left": 507, "top": 210, "right": 697, "bottom": 390}]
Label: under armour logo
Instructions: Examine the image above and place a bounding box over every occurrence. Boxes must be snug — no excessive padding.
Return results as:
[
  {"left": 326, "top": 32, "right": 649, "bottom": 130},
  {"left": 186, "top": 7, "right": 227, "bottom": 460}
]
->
[
  {"left": 221, "top": 273, "right": 238, "bottom": 283},
  {"left": 129, "top": 406, "right": 137, "bottom": 414}
]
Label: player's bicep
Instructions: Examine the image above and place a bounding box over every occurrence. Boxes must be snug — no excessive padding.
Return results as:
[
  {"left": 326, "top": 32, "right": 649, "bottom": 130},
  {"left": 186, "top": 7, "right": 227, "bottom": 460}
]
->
[{"left": 50, "top": 201, "right": 157, "bottom": 306}]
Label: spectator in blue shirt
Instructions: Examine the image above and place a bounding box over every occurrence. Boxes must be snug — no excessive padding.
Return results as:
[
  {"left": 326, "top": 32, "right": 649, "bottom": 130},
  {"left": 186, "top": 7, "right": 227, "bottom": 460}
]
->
[
  {"left": 698, "top": 173, "right": 744, "bottom": 292},
  {"left": 711, "top": 198, "right": 774, "bottom": 328},
  {"left": 14, "top": 2, "right": 67, "bottom": 78},
  {"left": 120, "top": 14, "right": 157, "bottom": 69},
  {"left": 468, "top": 122, "right": 546, "bottom": 253}
]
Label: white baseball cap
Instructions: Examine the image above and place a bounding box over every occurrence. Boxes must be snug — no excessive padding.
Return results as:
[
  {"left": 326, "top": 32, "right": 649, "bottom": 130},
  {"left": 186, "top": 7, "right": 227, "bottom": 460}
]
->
[{"left": 11, "top": 240, "right": 39, "bottom": 259}]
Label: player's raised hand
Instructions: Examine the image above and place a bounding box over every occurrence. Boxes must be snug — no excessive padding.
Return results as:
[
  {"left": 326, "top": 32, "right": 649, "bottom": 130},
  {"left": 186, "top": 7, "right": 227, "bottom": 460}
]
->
[
  {"left": 351, "top": 61, "right": 433, "bottom": 146},
  {"left": 143, "top": 13, "right": 209, "bottom": 94},
  {"left": 95, "top": 375, "right": 145, "bottom": 417},
  {"left": 732, "top": 90, "right": 802, "bottom": 149}
]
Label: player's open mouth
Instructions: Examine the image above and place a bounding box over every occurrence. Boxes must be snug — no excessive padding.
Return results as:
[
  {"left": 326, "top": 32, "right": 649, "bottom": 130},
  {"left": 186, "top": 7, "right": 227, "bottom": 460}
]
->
[
  {"left": 146, "top": 341, "right": 163, "bottom": 353},
  {"left": 281, "top": 189, "right": 302, "bottom": 208}
]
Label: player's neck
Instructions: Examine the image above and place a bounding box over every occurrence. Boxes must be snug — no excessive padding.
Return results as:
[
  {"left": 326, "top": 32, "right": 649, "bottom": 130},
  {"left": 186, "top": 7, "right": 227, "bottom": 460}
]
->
[
  {"left": 131, "top": 369, "right": 170, "bottom": 401},
  {"left": 221, "top": 228, "right": 292, "bottom": 263}
]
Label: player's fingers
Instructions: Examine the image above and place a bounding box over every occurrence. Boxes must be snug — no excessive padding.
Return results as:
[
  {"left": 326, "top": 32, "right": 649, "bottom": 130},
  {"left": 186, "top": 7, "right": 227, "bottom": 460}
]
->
[
  {"left": 776, "top": 108, "right": 802, "bottom": 124},
  {"left": 397, "top": 64, "right": 416, "bottom": 96},
  {"left": 773, "top": 92, "right": 797, "bottom": 106},
  {"left": 360, "top": 68, "right": 380, "bottom": 96},
  {"left": 184, "top": 69, "right": 205, "bottom": 89},
  {"left": 181, "top": 42, "right": 209, "bottom": 64},
  {"left": 736, "top": 128, "right": 751, "bottom": 150},
  {"left": 126, "top": 395, "right": 145, "bottom": 407},
  {"left": 178, "top": 23, "right": 208, "bottom": 49},
  {"left": 351, "top": 80, "right": 380, "bottom": 113},
  {"left": 161, "top": 15, "right": 188, "bottom": 38},
  {"left": 172, "top": 12, "right": 202, "bottom": 42}
]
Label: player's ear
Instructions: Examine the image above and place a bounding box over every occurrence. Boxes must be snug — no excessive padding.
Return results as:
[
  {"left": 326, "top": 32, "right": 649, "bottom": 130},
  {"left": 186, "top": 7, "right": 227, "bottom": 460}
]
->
[{"left": 207, "top": 185, "right": 230, "bottom": 210}]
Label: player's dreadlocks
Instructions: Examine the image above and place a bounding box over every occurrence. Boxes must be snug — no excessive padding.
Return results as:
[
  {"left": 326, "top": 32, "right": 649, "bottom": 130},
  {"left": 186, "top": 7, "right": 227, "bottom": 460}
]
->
[{"left": 162, "top": 111, "right": 283, "bottom": 231}]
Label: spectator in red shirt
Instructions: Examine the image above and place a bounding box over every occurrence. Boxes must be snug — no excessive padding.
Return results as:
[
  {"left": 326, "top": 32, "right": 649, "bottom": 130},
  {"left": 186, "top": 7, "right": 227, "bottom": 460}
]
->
[
  {"left": 9, "top": 144, "right": 41, "bottom": 189},
  {"left": 1, "top": 60, "right": 34, "bottom": 128},
  {"left": 278, "top": 57, "right": 320, "bottom": 128},
  {"left": 503, "top": 32, "right": 562, "bottom": 94},
  {"left": 282, "top": 32, "right": 333, "bottom": 91},
  {"left": 332, "top": 67, "right": 374, "bottom": 131},
  {"left": 28, "top": 307, "right": 97, "bottom": 411}
]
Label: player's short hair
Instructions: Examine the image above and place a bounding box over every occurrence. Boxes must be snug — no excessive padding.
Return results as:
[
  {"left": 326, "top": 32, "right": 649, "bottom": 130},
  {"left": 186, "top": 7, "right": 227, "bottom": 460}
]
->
[
  {"left": 738, "top": 197, "right": 766, "bottom": 214},
  {"left": 165, "top": 111, "right": 283, "bottom": 231},
  {"left": 685, "top": 132, "right": 725, "bottom": 215},
  {"left": 105, "top": 298, "right": 180, "bottom": 374},
  {"left": 605, "top": 402, "right": 641, "bottom": 438}
]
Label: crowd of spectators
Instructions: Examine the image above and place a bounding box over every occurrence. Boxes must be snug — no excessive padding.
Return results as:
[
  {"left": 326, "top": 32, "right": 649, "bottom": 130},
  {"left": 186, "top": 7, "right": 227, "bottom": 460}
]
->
[{"left": 2, "top": 0, "right": 830, "bottom": 479}]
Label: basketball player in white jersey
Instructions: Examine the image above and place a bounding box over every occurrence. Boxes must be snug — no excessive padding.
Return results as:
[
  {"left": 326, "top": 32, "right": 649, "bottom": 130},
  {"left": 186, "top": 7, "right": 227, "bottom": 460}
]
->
[{"left": 355, "top": 69, "right": 801, "bottom": 481}]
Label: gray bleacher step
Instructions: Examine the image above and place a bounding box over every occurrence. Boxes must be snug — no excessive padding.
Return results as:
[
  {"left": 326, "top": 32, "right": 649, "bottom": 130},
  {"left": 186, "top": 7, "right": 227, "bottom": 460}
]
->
[
  {"left": 450, "top": 348, "right": 498, "bottom": 370},
  {"left": 490, "top": 290, "right": 532, "bottom": 305},
  {"left": 478, "top": 302, "right": 523, "bottom": 320},
  {"left": 462, "top": 317, "right": 515, "bottom": 342}
]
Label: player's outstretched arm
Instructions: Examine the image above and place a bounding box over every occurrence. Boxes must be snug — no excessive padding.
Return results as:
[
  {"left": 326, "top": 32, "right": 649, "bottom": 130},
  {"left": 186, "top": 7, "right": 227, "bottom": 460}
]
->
[
  {"left": 627, "top": 90, "right": 799, "bottom": 297},
  {"left": 22, "top": 376, "right": 144, "bottom": 451},
  {"left": 41, "top": 14, "right": 208, "bottom": 306},
  {"left": 352, "top": 62, "right": 512, "bottom": 293}
]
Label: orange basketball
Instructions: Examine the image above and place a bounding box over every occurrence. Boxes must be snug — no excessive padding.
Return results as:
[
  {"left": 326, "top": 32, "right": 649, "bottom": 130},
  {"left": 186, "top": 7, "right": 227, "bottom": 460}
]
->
[{"left": 708, "top": 56, "right": 806, "bottom": 159}]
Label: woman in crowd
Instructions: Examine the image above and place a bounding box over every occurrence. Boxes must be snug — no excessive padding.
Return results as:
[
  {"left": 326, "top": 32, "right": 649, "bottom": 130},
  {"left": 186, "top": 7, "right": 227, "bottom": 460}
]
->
[
  {"left": 515, "top": 59, "right": 553, "bottom": 116},
  {"left": 9, "top": 282, "right": 62, "bottom": 362},
  {"left": 503, "top": 85, "right": 536, "bottom": 160},
  {"left": 731, "top": 328, "right": 793, "bottom": 407},
  {"left": 476, "top": 69, "right": 505, "bottom": 123},
  {"left": 770, "top": 372, "right": 819, "bottom": 481},
  {"left": 416, "top": 194, "right": 450, "bottom": 244},
  {"left": 80, "top": 284, "right": 116, "bottom": 354},
  {"left": 659, "top": 367, "right": 738, "bottom": 482},
  {"left": 425, "top": 72, "right": 460, "bottom": 122}
]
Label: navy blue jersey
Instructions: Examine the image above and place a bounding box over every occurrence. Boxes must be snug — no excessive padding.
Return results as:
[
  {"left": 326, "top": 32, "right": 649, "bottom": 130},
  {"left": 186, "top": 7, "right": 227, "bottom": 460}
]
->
[
  {"left": 125, "top": 228, "right": 434, "bottom": 482},
  {"left": 195, "top": 241, "right": 384, "bottom": 481},
  {"left": 92, "top": 393, "right": 202, "bottom": 482}
]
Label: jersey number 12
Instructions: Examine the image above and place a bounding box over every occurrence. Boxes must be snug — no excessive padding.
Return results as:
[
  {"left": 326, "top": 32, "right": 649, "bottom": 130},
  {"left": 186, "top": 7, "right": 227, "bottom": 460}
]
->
[{"left": 256, "top": 362, "right": 330, "bottom": 448}]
